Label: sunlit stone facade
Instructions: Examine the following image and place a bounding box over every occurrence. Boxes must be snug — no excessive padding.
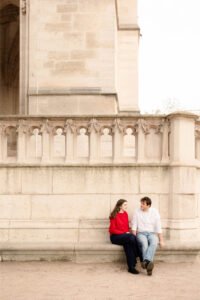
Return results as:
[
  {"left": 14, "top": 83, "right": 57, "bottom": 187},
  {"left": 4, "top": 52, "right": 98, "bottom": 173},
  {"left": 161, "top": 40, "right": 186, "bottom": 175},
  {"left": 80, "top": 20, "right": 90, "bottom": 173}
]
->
[{"left": 0, "top": 1, "right": 199, "bottom": 262}]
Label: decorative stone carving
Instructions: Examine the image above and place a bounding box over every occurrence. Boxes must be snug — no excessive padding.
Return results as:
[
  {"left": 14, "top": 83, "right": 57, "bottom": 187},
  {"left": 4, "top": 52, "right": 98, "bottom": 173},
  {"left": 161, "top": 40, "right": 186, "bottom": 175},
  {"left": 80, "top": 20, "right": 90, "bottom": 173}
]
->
[
  {"left": 40, "top": 120, "right": 53, "bottom": 134},
  {"left": 88, "top": 119, "right": 100, "bottom": 134},
  {"left": 17, "top": 120, "right": 27, "bottom": 134},
  {"left": 136, "top": 119, "right": 150, "bottom": 134},
  {"left": 22, "top": 0, "right": 26, "bottom": 15},
  {"left": 64, "top": 119, "right": 76, "bottom": 134},
  {"left": 0, "top": 123, "right": 6, "bottom": 135},
  {"left": 112, "top": 118, "right": 124, "bottom": 134},
  {"left": 4, "top": 125, "right": 17, "bottom": 136}
]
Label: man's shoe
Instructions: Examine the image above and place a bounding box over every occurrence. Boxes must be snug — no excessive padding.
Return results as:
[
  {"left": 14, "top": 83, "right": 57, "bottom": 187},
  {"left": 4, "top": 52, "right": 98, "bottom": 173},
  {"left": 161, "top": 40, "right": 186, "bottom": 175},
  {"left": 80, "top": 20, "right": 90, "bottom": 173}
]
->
[
  {"left": 141, "top": 260, "right": 149, "bottom": 269},
  {"left": 146, "top": 261, "right": 154, "bottom": 276},
  {"left": 128, "top": 268, "right": 140, "bottom": 275}
]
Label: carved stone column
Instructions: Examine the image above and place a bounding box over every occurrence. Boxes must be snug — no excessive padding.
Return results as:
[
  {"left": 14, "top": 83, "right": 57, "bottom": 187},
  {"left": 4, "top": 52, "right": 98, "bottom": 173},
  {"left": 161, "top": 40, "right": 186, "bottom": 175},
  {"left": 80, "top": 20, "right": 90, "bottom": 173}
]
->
[
  {"left": 136, "top": 119, "right": 149, "bottom": 163},
  {"left": 17, "top": 120, "right": 27, "bottom": 163},
  {"left": 40, "top": 120, "right": 52, "bottom": 163},
  {"left": 88, "top": 119, "right": 100, "bottom": 163},
  {"left": 161, "top": 119, "right": 170, "bottom": 163},
  {"left": 0, "top": 124, "right": 5, "bottom": 162},
  {"left": 112, "top": 119, "right": 123, "bottom": 163},
  {"left": 64, "top": 119, "right": 76, "bottom": 163}
]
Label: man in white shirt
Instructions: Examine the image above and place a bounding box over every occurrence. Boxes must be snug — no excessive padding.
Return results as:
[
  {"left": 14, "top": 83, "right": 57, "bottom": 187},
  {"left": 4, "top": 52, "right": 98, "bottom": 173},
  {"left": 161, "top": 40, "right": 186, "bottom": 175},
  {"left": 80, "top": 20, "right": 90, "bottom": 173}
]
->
[{"left": 132, "top": 196, "right": 164, "bottom": 276}]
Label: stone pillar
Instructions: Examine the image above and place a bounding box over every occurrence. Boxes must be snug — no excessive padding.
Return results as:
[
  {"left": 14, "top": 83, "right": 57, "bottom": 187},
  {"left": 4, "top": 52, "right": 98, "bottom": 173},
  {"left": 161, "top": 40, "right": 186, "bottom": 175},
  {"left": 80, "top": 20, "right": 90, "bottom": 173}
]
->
[
  {"left": 168, "top": 112, "right": 198, "bottom": 242},
  {"left": 161, "top": 119, "right": 170, "bottom": 163},
  {"left": 136, "top": 119, "right": 148, "bottom": 163},
  {"left": 41, "top": 120, "right": 51, "bottom": 163},
  {"left": 0, "top": 124, "right": 5, "bottom": 162},
  {"left": 17, "top": 120, "right": 27, "bottom": 163},
  {"left": 64, "top": 119, "right": 76, "bottom": 163},
  {"left": 112, "top": 119, "right": 123, "bottom": 163},
  {"left": 88, "top": 119, "right": 100, "bottom": 163}
]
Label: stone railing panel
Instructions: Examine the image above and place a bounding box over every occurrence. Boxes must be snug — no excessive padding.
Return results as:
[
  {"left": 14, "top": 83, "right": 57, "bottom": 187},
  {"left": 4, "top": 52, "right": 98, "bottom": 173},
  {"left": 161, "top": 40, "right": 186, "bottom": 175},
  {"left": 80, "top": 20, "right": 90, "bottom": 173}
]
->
[{"left": 0, "top": 116, "right": 170, "bottom": 164}]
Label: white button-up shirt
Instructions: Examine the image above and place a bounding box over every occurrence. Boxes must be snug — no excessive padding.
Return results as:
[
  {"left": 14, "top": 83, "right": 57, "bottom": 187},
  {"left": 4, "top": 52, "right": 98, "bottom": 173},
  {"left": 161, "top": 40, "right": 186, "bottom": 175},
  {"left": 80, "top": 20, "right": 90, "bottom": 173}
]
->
[{"left": 131, "top": 207, "right": 162, "bottom": 234}]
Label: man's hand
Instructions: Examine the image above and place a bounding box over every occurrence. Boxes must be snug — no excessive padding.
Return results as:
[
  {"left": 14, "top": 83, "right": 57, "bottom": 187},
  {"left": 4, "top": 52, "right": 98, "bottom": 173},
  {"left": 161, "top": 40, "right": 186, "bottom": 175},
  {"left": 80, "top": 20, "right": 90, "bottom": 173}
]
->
[
  {"left": 158, "top": 233, "right": 164, "bottom": 248},
  {"left": 132, "top": 230, "right": 137, "bottom": 236},
  {"left": 159, "top": 240, "right": 164, "bottom": 248}
]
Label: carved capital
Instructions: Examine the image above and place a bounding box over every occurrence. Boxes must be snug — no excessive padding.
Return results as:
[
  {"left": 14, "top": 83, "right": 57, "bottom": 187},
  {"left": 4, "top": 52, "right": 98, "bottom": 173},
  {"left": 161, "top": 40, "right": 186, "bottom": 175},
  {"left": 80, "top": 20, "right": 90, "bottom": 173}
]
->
[
  {"left": 112, "top": 118, "right": 124, "bottom": 134},
  {"left": 4, "top": 126, "right": 17, "bottom": 136},
  {"left": 40, "top": 120, "right": 53, "bottom": 134},
  {"left": 0, "top": 123, "right": 6, "bottom": 135},
  {"left": 88, "top": 119, "right": 100, "bottom": 134},
  {"left": 17, "top": 120, "right": 27, "bottom": 134},
  {"left": 136, "top": 119, "right": 149, "bottom": 134},
  {"left": 159, "top": 119, "right": 170, "bottom": 134},
  {"left": 64, "top": 119, "right": 76, "bottom": 134}
]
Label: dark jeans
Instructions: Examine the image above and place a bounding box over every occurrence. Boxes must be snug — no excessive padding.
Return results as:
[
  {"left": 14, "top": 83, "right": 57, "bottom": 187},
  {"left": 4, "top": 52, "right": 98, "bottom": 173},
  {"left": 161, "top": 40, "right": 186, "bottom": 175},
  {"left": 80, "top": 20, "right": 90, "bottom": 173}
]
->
[{"left": 110, "top": 233, "right": 142, "bottom": 270}]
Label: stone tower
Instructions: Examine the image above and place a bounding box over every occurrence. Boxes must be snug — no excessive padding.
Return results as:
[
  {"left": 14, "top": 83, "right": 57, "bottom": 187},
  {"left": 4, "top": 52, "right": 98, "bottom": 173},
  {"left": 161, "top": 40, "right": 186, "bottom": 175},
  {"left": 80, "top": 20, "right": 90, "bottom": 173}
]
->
[{"left": 0, "top": 0, "right": 139, "bottom": 115}]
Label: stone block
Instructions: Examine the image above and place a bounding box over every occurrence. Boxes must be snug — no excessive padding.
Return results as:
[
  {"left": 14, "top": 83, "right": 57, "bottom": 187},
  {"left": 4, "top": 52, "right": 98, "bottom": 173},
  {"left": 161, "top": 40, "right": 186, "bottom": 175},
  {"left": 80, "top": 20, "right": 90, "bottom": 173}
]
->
[
  {"left": 168, "top": 228, "right": 199, "bottom": 242},
  {"left": 70, "top": 50, "right": 96, "bottom": 60},
  {"left": 139, "top": 167, "right": 169, "bottom": 194},
  {"left": 116, "top": 0, "right": 138, "bottom": 28},
  {"left": 52, "top": 167, "right": 139, "bottom": 194},
  {"left": 57, "top": 4, "right": 78, "bottom": 13},
  {"left": 79, "top": 229, "right": 109, "bottom": 243},
  {"left": 196, "top": 170, "right": 200, "bottom": 193},
  {"left": 169, "top": 194, "right": 197, "bottom": 219},
  {"left": 0, "top": 168, "right": 21, "bottom": 194},
  {"left": 31, "top": 195, "right": 110, "bottom": 219},
  {"left": 8, "top": 229, "right": 78, "bottom": 243},
  {"left": 198, "top": 194, "right": 200, "bottom": 218},
  {"left": 0, "top": 229, "right": 9, "bottom": 242},
  {"left": 29, "top": 95, "right": 117, "bottom": 115},
  {"left": 74, "top": 14, "right": 101, "bottom": 31},
  {"left": 45, "top": 22, "right": 72, "bottom": 32},
  {"left": 21, "top": 168, "right": 52, "bottom": 194},
  {"left": 0, "top": 195, "right": 31, "bottom": 219},
  {"left": 159, "top": 195, "right": 169, "bottom": 219},
  {"left": 170, "top": 167, "right": 196, "bottom": 194}
]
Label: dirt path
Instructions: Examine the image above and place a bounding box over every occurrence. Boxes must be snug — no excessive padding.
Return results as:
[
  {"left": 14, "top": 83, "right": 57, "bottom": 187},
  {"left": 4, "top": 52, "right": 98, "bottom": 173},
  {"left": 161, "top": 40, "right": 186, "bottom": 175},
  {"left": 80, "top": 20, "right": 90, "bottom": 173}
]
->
[{"left": 0, "top": 261, "right": 200, "bottom": 300}]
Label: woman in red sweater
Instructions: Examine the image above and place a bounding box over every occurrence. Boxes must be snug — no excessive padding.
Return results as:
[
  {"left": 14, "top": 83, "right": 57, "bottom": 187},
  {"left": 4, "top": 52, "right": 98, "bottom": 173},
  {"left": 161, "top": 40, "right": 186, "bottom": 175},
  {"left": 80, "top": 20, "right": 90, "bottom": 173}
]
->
[{"left": 109, "top": 199, "right": 140, "bottom": 274}]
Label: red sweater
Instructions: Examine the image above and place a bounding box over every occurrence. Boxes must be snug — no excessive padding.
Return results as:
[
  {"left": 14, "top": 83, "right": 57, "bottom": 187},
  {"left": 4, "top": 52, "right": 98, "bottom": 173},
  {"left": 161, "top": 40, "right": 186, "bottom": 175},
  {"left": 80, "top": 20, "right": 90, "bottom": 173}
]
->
[{"left": 109, "top": 212, "right": 129, "bottom": 234}]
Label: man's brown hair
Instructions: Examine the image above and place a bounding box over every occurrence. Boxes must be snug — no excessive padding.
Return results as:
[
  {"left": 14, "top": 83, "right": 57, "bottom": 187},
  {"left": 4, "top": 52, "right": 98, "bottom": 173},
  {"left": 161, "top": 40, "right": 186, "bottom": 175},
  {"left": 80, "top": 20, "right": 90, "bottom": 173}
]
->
[{"left": 140, "top": 196, "right": 152, "bottom": 206}]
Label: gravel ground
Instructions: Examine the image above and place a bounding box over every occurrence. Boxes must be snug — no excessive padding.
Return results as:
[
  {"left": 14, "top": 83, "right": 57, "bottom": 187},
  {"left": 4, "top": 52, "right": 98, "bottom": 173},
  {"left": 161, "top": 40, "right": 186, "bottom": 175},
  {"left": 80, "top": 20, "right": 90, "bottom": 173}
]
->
[{"left": 0, "top": 261, "right": 200, "bottom": 300}]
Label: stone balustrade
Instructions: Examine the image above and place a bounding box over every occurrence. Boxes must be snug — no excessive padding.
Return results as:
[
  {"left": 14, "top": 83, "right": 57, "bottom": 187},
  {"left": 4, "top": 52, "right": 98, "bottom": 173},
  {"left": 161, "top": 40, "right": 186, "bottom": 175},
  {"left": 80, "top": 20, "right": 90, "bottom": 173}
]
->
[
  {"left": 195, "top": 118, "right": 200, "bottom": 161},
  {"left": 0, "top": 115, "right": 171, "bottom": 165}
]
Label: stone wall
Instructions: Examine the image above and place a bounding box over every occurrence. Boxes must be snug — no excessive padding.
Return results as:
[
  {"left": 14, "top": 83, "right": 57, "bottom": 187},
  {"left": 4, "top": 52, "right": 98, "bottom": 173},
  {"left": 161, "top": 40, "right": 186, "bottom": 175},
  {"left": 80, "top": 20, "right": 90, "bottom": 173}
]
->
[
  {"left": 0, "top": 166, "right": 169, "bottom": 244},
  {"left": 0, "top": 112, "right": 199, "bottom": 250},
  {"left": 27, "top": 0, "right": 139, "bottom": 114}
]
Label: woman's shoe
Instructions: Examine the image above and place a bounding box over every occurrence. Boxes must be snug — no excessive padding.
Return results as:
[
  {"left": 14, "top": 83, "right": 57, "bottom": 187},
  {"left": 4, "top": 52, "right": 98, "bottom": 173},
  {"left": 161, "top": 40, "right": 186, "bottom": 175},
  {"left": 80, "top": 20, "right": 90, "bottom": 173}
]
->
[{"left": 128, "top": 268, "right": 140, "bottom": 275}]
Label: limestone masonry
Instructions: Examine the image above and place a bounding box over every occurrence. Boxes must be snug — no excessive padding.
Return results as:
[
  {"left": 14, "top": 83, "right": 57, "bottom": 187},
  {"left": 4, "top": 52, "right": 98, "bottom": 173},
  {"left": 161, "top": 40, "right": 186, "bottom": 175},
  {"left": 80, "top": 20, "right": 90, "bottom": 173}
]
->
[{"left": 0, "top": 0, "right": 199, "bottom": 262}]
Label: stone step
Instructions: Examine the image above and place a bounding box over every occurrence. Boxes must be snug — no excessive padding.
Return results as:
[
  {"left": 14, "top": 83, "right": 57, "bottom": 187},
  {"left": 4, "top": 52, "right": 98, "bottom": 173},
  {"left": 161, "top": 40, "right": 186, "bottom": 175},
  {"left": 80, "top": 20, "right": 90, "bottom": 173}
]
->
[{"left": 0, "top": 242, "right": 200, "bottom": 263}]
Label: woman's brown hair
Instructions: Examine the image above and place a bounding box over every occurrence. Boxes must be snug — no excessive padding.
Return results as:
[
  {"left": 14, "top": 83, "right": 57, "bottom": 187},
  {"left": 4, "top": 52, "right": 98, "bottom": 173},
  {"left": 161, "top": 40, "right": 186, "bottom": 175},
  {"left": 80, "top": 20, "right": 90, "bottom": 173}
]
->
[{"left": 109, "top": 199, "right": 127, "bottom": 219}]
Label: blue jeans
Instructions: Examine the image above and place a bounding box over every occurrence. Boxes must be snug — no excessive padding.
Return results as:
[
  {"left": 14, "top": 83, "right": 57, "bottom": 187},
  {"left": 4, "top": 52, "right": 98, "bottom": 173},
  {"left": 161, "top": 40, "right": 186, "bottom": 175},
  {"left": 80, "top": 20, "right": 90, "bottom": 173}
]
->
[{"left": 136, "top": 232, "right": 158, "bottom": 262}]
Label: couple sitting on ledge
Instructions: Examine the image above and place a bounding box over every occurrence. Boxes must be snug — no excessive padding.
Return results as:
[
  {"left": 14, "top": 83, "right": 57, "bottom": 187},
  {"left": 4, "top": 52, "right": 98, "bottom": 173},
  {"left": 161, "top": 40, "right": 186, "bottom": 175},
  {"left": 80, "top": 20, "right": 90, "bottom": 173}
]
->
[{"left": 109, "top": 197, "right": 164, "bottom": 276}]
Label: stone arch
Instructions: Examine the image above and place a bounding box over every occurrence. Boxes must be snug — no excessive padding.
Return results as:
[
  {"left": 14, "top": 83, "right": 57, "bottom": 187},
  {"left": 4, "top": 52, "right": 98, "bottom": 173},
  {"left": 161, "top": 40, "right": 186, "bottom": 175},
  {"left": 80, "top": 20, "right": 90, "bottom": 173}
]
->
[
  {"left": 0, "top": 1, "right": 19, "bottom": 10},
  {"left": 0, "top": 1, "right": 19, "bottom": 114}
]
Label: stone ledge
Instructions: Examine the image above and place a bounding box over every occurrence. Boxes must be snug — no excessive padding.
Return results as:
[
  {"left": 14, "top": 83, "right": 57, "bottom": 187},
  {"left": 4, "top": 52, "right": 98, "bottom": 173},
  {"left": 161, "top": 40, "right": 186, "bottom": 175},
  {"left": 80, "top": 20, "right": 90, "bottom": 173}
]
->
[{"left": 0, "top": 242, "right": 200, "bottom": 263}]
